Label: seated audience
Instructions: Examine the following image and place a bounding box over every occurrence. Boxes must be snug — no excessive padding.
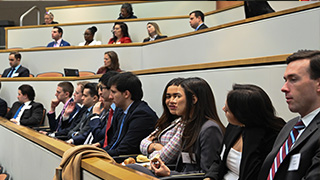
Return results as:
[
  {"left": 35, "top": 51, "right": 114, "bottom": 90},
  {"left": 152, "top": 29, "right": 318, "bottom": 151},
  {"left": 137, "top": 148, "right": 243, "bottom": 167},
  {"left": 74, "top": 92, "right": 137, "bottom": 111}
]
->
[
  {"left": 79, "top": 26, "right": 102, "bottom": 46},
  {"left": 128, "top": 77, "right": 225, "bottom": 178},
  {"left": 0, "top": 82, "right": 7, "bottom": 117},
  {"left": 244, "top": 1, "right": 275, "bottom": 18},
  {"left": 94, "top": 72, "right": 158, "bottom": 156},
  {"left": 205, "top": 84, "right": 285, "bottom": 180},
  {"left": 39, "top": 82, "right": 81, "bottom": 135},
  {"left": 48, "top": 81, "right": 89, "bottom": 138},
  {"left": 139, "top": 78, "right": 184, "bottom": 164},
  {"left": 189, "top": 10, "right": 208, "bottom": 31},
  {"left": 143, "top": 22, "right": 167, "bottom": 42},
  {"left": 118, "top": 3, "right": 137, "bottom": 19},
  {"left": 6, "top": 84, "right": 44, "bottom": 127},
  {"left": 85, "top": 71, "right": 119, "bottom": 145},
  {"left": 1, "top": 52, "right": 30, "bottom": 78},
  {"left": 108, "top": 22, "right": 132, "bottom": 44},
  {"left": 47, "top": 26, "right": 70, "bottom": 47},
  {"left": 43, "top": 12, "right": 58, "bottom": 25},
  {"left": 66, "top": 83, "right": 99, "bottom": 145},
  {"left": 96, "top": 51, "right": 121, "bottom": 74}
]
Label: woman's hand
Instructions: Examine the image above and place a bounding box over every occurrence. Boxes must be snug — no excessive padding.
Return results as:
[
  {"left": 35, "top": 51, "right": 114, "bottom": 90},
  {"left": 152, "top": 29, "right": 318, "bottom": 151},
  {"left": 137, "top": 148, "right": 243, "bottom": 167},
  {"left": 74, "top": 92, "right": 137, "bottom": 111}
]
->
[{"left": 150, "top": 158, "right": 170, "bottom": 177}]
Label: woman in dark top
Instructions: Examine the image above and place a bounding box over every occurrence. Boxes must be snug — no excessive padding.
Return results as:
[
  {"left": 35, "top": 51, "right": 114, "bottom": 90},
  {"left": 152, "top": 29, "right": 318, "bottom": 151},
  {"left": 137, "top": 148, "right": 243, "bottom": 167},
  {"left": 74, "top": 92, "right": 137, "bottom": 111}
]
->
[
  {"left": 205, "top": 84, "right": 285, "bottom": 180},
  {"left": 96, "top": 51, "right": 121, "bottom": 74},
  {"left": 129, "top": 77, "right": 225, "bottom": 178},
  {"left": 143, "top": 22, "right": 167, "bottom": 42}
]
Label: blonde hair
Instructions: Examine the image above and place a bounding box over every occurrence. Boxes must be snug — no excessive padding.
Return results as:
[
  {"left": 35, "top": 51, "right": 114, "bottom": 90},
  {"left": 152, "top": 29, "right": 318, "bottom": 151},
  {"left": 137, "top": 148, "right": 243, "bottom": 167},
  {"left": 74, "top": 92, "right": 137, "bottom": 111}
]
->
[{"left": 147, "top": 22, "right": 163, "bottom": 37}]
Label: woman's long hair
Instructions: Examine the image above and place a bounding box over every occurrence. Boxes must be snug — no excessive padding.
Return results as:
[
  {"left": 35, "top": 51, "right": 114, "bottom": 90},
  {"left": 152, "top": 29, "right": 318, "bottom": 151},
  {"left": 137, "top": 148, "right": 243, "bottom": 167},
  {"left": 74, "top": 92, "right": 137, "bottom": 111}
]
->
[
  {"left": 154, "top": 78, "right": 184, "bottom": 138},
  {"left": 226, "top": 84, "right": 285, "bottom": 131},
  {"left": 180, "top": 77, "right": 225, "bottom": 160},
  {"left": 105, "top": 51, "right": 120, "bottom": 71},
  {"left": 147, "top": 22, "right": 163, "bottom": 37},
  {"left": 111, "top": 22, "right": 130, "bottom": 42}
]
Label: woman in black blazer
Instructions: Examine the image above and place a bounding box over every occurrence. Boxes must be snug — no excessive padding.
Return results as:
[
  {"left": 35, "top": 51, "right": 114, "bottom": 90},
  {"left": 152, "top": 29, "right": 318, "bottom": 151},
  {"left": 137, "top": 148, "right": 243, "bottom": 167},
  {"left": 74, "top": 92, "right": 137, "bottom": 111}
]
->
[
  {"left": 143, "top": 22, "right": 167, "bottom": 42},
  {"left": 205, "top": 84, "right": 285, "bottom": 180}
]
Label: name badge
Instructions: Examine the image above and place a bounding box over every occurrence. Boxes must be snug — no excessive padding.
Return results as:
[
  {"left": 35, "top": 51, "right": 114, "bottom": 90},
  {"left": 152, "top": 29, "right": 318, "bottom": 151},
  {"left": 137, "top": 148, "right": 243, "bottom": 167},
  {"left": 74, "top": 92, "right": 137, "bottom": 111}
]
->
[
  {"left": 25, "top": 105, "right": 32, "bottom": 109},
  {"left": 288, "top": 153, "right": 301, "bottom": 171},
  {"left": 12, "top": 73, "right": 19, "bottom": 77},
  {"left": 220, "top": 144, "right": 226, "bottom": 160},
  {"left": 181, "top": 152, "right": 196, "bottom": 164}
]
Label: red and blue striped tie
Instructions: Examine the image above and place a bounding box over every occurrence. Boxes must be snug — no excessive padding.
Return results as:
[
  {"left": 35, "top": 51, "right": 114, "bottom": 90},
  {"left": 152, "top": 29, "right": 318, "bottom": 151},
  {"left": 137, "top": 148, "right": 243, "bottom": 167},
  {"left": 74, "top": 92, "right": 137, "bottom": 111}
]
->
[{"left": 267, "top": 119, "right": 305, "bottom": 180}]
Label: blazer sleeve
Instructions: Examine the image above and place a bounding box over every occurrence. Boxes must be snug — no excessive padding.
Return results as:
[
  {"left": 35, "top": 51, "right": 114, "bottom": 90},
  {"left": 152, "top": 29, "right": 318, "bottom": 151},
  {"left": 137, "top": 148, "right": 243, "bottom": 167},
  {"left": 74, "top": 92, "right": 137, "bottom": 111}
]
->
[
  {"left": 19, "top": 102, "right": 44, "bottom": 126},
  {"left": 0, "top": 99, "right": 7, "bottom": 117},
  {"left": 106, "top": 108, "right": 157, "bottom": 156},
  {"left": 198, "top": 121, "right": 223, "bottom": 173},
  {"left": 5, "top": 102, "right": 20, "bottom": 119},
  {"left": 122, "top": 37, "right": 132, "bottom": 43},
  {"left": 47, "top": 42, "right": 54, "bottom": 47}
]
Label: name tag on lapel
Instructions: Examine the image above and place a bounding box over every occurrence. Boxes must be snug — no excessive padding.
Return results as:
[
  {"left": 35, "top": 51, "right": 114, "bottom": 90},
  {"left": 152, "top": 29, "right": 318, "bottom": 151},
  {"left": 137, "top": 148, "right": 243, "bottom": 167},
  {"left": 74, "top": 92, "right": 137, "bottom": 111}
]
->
[
  {"left": 288, "top": 153, "right": 301, "bottom": 171},
  {"left": 25, "top": 105, "right": 32, "bottom": 109},
  {"left": 12, "top": 73, "right": 19, "bottom": 77}
]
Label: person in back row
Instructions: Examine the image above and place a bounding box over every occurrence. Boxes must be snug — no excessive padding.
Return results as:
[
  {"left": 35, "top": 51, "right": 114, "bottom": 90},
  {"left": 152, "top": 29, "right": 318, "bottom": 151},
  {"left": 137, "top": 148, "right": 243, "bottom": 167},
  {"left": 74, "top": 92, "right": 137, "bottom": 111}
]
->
[
  {"left": 189, "top": 10, "right": 208, "bottom": 31},
  {"left": 43, "top": 12, "right": 58, "bottom": 25},
  {"left": 47, "top": 26, "right": 70, "bottom": 47},
  {"left": 118, "top": 3, "right": 137, "bottom": 19},
  {"left": 108, "top": 22, "right": 132, "bottom": 44},
  {"left": 94, "top": 72, "right": 158, "bottom": 156},
  {"left": 143, "top": 22, "right": 167, "bottom": 42},
  {"left": 2, "top": 52, "right": 30, "bottom": 78},
  {"left": 96, "top": 51, "right": 121, "bottom": 74},
  {"left": 79, "top": 26, "right": 101, "bottom": 46},
  {"left": 6, "top": 84, "right": 44, "bottom": 127}
]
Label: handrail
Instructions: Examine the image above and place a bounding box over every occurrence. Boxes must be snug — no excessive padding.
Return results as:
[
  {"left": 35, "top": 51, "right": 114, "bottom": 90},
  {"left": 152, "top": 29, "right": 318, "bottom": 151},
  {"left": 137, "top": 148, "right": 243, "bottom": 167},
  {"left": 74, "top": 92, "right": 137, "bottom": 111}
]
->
[{"left": 20, "top": 6, "right": 40, "bottom": 26}]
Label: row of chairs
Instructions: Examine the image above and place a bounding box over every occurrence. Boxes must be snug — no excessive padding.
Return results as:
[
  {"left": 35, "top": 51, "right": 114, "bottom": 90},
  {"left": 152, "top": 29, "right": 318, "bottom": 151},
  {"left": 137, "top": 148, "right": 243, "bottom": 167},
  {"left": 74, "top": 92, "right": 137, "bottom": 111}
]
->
[{"left": 1, "top": 71, "right": 95, "bottom": 78}]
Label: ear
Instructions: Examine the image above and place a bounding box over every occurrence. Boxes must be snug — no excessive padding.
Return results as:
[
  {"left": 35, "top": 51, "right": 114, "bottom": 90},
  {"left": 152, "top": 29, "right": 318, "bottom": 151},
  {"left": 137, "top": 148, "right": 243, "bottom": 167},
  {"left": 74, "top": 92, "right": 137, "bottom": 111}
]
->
[
  {"left": 192, "top": 95, "right": 198, "bottom": 105},
  {"left": 123, "top": 90, "right": 131, "bottom": 99},
  {"left": 93, "top": 95, "right": 99, "bottom": 102},
  {"left": 316, "top": 78, "right": 320, "bottom": 93}
]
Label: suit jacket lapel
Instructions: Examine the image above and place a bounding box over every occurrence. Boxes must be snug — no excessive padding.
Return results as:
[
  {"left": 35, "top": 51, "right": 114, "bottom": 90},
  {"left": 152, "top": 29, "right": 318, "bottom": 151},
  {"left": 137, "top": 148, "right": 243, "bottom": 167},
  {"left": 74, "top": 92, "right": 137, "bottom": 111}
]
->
[{"left": 291, "top": 113, "right": 320, "bottom": 151}]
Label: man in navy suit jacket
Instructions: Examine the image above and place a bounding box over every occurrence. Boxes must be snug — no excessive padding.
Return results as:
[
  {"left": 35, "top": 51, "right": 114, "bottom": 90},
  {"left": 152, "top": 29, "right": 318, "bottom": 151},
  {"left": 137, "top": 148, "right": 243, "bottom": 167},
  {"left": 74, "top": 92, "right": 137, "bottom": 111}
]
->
[
  {"left": 258, "top": 50, "right": 320, "bottom": 180},
  {"left": 95, "top": 72, "right": 158, "bottom": 156},
  {"left": 6, "top": 84, "right": 44, "bottom": 127},
  {"left": 189, "top": 10, "right": 208, "bottom": 31},
  {"left": 47, "top": 26, "right": 70, "bottom": 47},
  {"left": 1, "top": 52, "right": 30, "bottom": 78}
]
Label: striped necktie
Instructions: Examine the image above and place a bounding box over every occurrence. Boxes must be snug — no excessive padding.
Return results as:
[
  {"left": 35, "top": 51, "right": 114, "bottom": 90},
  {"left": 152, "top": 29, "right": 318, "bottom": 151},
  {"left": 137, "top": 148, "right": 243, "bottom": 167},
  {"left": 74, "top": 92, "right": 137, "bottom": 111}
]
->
[
  {"left": 268, "top": 119, "right": 305, "bottom": 180},
  {"left": 7, "top": 67, "right": 15, "bottom": 77}
]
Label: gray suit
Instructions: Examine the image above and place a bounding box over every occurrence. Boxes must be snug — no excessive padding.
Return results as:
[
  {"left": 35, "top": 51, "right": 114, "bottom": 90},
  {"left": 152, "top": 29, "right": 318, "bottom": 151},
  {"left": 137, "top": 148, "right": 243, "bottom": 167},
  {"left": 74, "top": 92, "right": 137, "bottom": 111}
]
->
[{"left": 258, "top": 112, "right": 320, "bottom": 180}]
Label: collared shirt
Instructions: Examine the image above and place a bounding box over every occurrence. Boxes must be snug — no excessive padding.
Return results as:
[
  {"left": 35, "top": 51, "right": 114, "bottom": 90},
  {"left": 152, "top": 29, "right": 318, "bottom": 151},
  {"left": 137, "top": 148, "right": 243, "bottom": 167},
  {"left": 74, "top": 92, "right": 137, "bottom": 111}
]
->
[
  {"left": 8, "top": 64, "right": 21, "bottom": 77},
  {"left": 149, "top": 34, "right": 158, "bottom": 41},
  {"left": 123, "top": 101, "right": 134, "bottom": 115},
  {"left": 297, "top": 107, "right": 320, "bottom": 140},
  {"left": 16, "top": 101, "right": 31, "bottom": 125},
  {"left": 195, "top": 23, "right": 204, "bottom": 31},
  {"left": 54, "top": 38, "right": 62, "bottom": 47}
]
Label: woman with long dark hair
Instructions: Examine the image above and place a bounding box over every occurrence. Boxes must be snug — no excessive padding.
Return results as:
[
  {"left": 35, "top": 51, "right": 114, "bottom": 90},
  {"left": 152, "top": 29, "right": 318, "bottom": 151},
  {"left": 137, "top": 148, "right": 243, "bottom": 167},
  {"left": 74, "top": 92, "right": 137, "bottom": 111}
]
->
[
  {"left": 205, "top": 84, "right": 285, "bottom": 180},
  {"left": 96, "top": 51, "right": 121, "bottom": 74},
  {"left": 108, "top": 22, "right": 132, "bottom": 44},
  {"left": 129, "top": 77, "right": 225, "bottom": 178}
]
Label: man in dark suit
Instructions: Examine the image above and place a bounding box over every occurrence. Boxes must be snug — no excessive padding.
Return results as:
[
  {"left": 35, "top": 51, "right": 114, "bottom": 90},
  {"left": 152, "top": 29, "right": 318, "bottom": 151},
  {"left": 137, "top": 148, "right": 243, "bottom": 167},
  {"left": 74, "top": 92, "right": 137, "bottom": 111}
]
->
[
  {"left": 39, "top": 82, "right": 80, "bottom": 136},
  {"left": 189, "top": 10, "right": 208, "bottom": 31},
  {"left": 47, "top": 26, "right": 70, "bottom": 47},
  {"left": 1, "top": 51, "right": 30, "bottom": 78},
  {"left": 5, "top": 84, "right": 44, "bottom": 127},
  {"left": 95, "top": 72, "right": 158, "bottom": 156},
  {"left": 86, "top": 71, "right": 119, "bottom": 145},
  {"left": 258, "top": 50, "right": 320, "bottom": 180}
]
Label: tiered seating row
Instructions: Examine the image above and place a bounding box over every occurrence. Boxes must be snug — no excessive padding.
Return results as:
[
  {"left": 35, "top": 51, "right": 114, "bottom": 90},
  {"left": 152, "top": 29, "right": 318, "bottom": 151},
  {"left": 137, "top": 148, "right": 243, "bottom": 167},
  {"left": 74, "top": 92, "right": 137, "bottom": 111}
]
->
[{"left": 1, "top": 2, "right": 319, "bottom": 77}]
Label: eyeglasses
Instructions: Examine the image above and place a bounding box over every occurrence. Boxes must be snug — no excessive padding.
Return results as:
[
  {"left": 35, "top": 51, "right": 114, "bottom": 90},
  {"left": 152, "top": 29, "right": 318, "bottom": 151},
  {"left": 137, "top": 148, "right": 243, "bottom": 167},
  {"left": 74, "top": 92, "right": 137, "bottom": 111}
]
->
[
  {"left": 99, "top": 86, "right": 108, "bottom": 91},
  {"left": 111, "top": 27, "right": 120, "bottom": 33}
]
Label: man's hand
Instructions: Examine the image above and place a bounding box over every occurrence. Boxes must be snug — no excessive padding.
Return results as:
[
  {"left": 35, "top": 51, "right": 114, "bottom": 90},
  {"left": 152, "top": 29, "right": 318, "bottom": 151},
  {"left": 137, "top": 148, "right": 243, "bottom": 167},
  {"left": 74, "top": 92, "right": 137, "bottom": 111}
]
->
[
  {"left": 92, "top": 142, "right": 101, "bottom": 147},
  {"left": 50, "top": 99, "right": 60, "bottom": 112},
  {"left": 39, "top": 130, "right": 48, "bottom": 135},
  {"left": 93, "top": 102, "right": 104, "bottom": 115},
  {"left": 64, "top": 102, "right": 76, "bottom": 117}
]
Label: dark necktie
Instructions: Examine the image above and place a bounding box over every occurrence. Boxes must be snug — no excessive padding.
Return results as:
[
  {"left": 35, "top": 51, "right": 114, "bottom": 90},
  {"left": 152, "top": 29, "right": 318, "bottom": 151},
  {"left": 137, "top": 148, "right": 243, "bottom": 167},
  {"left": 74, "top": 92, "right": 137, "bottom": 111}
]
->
[
  {"left": 268, "top": 119, "right": 305, "bottom": 180},
  {"left": 13, "top": 104, "right": 24, "bottom": 119},
  {"left": 7, "top": 67, "right": 15, "bottom": 77},
  {"left": 103, "top": 108, "right": 114, "bottom": 148}
]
